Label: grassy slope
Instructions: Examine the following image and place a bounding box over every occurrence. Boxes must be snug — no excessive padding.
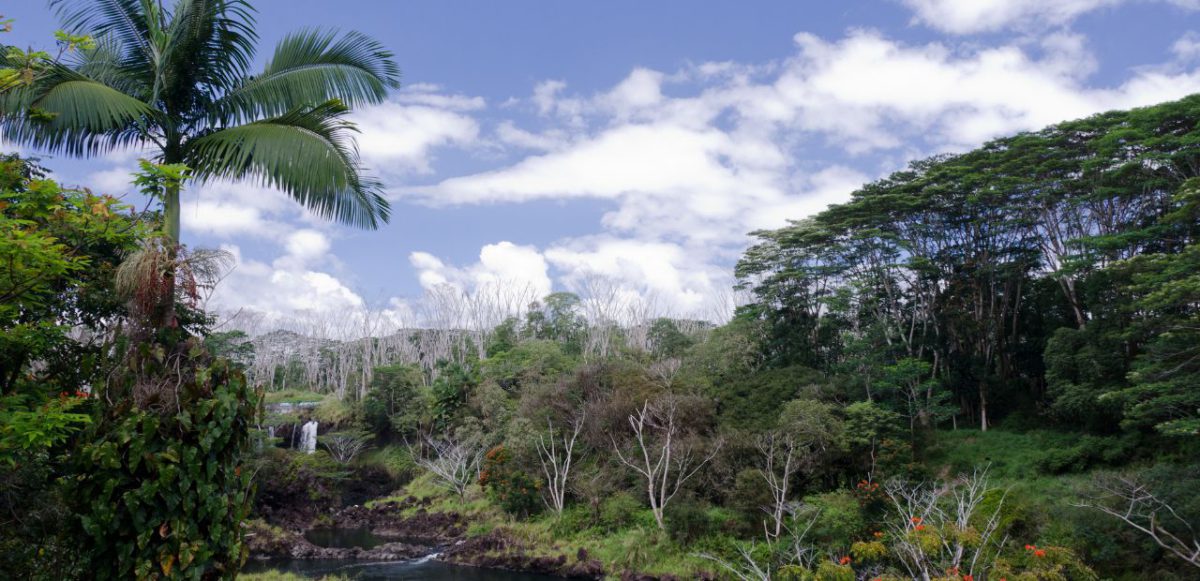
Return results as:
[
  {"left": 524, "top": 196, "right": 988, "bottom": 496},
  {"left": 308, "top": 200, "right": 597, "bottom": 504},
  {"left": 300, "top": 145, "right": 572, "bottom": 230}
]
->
[{"left": 367, "top": 470, "right": 721, "bottom": 579}]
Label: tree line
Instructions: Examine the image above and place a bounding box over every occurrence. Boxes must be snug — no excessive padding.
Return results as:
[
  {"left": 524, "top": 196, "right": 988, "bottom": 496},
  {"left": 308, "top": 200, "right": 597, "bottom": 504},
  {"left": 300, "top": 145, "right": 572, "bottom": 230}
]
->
[{"left": 735, "top": 94, "right": 1200, "bottom": 437}]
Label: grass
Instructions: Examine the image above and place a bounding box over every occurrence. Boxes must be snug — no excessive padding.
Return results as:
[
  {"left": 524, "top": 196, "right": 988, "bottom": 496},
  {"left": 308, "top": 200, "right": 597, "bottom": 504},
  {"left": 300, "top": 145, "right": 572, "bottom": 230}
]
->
[
  {"left": 370, "top": 472, "right": 723, "bottom": 579},
  {"left": 263, "top": 389, "right": 326, "bottom": 404},
  {"left": 356, "top": 444, "right": 415, "bottom": 480}
]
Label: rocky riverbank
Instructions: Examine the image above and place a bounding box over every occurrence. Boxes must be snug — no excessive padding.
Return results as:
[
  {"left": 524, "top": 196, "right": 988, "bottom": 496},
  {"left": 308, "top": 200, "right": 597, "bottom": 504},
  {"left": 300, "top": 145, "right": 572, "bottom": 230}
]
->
[{"left": 246, "top": 495, "right": 711, "bottom": 580}]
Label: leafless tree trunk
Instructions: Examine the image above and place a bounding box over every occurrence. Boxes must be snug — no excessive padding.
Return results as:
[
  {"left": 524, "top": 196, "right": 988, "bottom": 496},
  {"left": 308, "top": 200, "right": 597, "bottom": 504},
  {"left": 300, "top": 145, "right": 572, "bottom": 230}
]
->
[
  {"left": 756, "top": 431, "right": 802, "bottom": 539},
  {"left": 611, "top": 396, "right": 723, "bottom": 530},
  {"left": 410, "top": 434, "right": 486, "bottom": 502},
  {"left": 535, "top": 414, "right": 585, "bottom": 516}
]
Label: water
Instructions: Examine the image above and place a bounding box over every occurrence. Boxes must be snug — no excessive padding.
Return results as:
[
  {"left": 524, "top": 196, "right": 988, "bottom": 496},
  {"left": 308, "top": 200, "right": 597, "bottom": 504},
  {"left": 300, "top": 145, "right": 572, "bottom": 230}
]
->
[
  {"left": 246, "top": 527, "right": 554, "bottom": 579},
  {"left": 242, "top": 559, "right": 554, "bottom": 580},
  {"left": 304, "top": 527, "right": 388, "bottom": 549}
]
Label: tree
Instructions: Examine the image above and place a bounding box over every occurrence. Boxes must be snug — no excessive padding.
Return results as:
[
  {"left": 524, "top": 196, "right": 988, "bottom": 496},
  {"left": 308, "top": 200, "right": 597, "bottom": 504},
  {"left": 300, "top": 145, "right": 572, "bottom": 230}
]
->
[
  {"left": 534, "top": 413, "right": 584, "bottom": 516},
  {"left": 611, "top": 395, "right": 723, "bottom": 530},
  {"left": 875, "top": 358, "right": 954, "bottom": 437},
  {"left": 411, "top": 433, "right": 486, "bottom": 502},
  {"left": 755, "top": 430, "right": 803, "bottom": 539},
  {"left": 1078, "top": 473, "right": 1200, "bottom": 570},
  {"left": 1, "top": 0, "right": 399, "bottom": 316}
]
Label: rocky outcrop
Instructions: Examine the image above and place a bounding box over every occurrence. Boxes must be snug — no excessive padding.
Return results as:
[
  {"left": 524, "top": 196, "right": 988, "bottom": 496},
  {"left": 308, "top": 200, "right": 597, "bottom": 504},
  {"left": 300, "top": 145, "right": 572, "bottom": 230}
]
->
[
  {"left": 331, "top": 497, "right": 467, "bottom": 543},
  {"left": 244, "top": 519, "right": 429, "bottom": 561},
  {"left": 441, "top": 531, "right": 595, "bottom": 578}
]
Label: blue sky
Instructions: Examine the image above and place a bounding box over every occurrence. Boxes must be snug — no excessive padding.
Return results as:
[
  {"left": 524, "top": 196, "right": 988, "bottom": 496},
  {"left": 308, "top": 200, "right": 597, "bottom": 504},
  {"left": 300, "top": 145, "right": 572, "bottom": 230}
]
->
[{"left": 4, "top": 0, "right": 1200, "bottom": 327}]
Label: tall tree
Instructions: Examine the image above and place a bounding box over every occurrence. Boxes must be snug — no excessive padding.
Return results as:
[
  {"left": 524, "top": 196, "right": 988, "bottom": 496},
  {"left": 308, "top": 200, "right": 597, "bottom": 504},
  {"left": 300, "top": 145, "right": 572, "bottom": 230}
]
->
[{"left": 0, "top": 0, "right": 398, "bottom": 247}]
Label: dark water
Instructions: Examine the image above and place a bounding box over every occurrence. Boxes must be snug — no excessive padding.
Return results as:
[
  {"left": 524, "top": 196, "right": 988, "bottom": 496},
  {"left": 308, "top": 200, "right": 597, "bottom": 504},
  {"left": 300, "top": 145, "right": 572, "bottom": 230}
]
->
[
  {"left": 243, "top": 558, "right": 554, "bottom": 580},
  {"left": 246, "top": 527, "right": 553, "bottom": 579},
  {"left": 304, "top": 527, "right": 388, "bottom": 549}
]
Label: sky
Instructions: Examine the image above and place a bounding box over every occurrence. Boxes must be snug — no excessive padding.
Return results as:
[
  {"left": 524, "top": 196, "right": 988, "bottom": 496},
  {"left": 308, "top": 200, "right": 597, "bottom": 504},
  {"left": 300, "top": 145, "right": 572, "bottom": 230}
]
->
[{"left": 3, "top": 0, "right": 1200, "bottom": 326}]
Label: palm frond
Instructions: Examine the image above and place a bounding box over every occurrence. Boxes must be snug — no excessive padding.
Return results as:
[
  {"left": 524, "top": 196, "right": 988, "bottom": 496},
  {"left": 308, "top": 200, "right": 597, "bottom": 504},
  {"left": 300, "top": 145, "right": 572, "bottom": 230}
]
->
[
  {"left": 162, "top": 0, "right": 257, "bottom": 97},
  {"left": 186, "top": 99, "right": 390, "bottom": 229},
  {"left": 210, "top": 28, "right": 400, "bottom": 124},
  {"left": 0, "top": 68, "right": 158, "bottom": 156},
  {"left": 67, "top": 34, "right": 148, "bottom": 98},
  {"left": 51, "top": 0, "right": 153, "bottom": 63}
]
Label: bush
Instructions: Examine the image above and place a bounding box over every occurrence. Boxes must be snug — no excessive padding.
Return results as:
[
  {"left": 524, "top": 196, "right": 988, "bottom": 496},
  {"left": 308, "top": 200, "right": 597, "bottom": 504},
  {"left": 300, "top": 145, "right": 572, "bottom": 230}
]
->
[
  {"left": 478, "top": 445, "right": 542, "bottom": 517},
  {"left": 358, "top": 445, "right": 415, "bottom": 481},
  {"left": 600, "top": 491, "right": 643, "bottom": 531},
  {"left": 665, "top": 498, "right": 720, "bottom": 544},
  {"left": 804, "top": 491, "right": 865, "bottom": 551},
  {"left": 312, "top": 398, "right": 358, "bottom": 426},
  {"left": 70, "top": 356, "right": 256, "bottom": 579}
]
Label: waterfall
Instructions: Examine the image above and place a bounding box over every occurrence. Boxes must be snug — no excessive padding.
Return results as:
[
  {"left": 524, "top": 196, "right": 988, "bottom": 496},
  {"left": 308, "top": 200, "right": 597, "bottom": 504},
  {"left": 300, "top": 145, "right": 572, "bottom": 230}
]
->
[{"left": 299, "top": 420, "right": 318, "bottom": 454}]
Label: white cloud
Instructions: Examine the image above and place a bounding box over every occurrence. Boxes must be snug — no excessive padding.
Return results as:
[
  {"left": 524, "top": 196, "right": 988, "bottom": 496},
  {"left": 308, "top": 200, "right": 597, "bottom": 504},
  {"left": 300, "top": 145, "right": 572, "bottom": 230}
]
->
[
  {"left": 898, "top": 0, "right": 1200, "bottom": 34},
  {"left": 207, "top": 239, "right": 365, "bottom": 321},
  {"left": 1173, "top": 31, "right": 1200, "bottom": 62},
  {"left": 401, "top": 28, "right": 1200, "bottom": 314},
  {"left": 409, "top": 241, "right": 552, "bottom": 299},
  {"left": 354, "top": 101, "right": 480, "bottom": 175}
]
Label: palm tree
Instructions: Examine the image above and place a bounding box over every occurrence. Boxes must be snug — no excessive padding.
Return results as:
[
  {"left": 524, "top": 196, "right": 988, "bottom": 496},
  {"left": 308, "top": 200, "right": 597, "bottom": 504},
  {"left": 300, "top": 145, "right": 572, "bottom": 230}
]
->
[{"left": 1, "top": 0, "right": 399, "bottom": 247}]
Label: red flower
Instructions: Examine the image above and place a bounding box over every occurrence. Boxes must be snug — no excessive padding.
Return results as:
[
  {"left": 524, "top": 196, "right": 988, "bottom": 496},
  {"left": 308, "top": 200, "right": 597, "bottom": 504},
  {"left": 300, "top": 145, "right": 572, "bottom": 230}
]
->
[
  {"left": 1035, "top": 549, "right": 1046, "bottom": 558},
  {"left": 915, "top": 524, "right": 926, "bottom": 531},
  {"left": 839, "top": 555, "right": 851, "bottom": 565},
  {"left": 963, "top": 575, "right": 974, "bottom": 581},
  {"left": 911, "top": 516, "right": 922, "bottom": 524},
  {"left": 1025, "top": 544, "right": 1035, "bottom": 551}
]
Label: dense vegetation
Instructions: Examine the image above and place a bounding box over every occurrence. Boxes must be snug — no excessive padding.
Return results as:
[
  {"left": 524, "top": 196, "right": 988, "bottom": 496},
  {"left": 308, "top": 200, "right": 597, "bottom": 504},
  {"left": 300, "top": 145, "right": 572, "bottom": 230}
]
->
[
  {"left": 2, "top": 2, "right": 1199, "bottom": 580},
  {"left": 240, "top": 96, "right": 1200, "bottom": 580},
  {"left": 1, "top": 1, "right": 395, "bottom": 579}
]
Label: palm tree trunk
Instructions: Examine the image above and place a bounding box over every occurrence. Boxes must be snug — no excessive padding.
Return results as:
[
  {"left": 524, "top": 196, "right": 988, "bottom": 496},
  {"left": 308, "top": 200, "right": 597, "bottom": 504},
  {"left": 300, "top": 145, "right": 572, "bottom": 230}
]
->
[
  {"left": 164, "top": 179, "right": 181, "bottom": 248},
  {"left": 160, "top": 178, "right": 180, "bottom": 328}
]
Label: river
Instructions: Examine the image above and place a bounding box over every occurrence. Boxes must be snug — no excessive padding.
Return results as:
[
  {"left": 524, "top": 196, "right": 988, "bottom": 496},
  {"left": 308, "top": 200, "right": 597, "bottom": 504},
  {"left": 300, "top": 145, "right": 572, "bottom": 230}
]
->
[
  {"left": 243, "top": 558, "right": 554, "bottom": 580},
  {"left": 243, "top": 527, "right": 555, "bottom": 580}
]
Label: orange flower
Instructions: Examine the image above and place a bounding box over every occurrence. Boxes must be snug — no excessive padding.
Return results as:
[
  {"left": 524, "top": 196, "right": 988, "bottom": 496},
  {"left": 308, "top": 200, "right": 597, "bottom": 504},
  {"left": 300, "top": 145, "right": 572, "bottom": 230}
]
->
[
  {"left": 1034, "top": 549, "right": 1046, "bottom": 558},
  {"left": 963, "top": 575, "right": 974, "bottom": 581},
  {"left": 911, "top": 516, "right": 922, "bottom": 524},
  {"left": 873, "top": 531, "right": 884, "bottom": 538},
  {"left": 839, "top": 555, "right": 851, "bottom": 565},
  {"left": 915, "top": 524, "right": 926, "bottom": 531}
]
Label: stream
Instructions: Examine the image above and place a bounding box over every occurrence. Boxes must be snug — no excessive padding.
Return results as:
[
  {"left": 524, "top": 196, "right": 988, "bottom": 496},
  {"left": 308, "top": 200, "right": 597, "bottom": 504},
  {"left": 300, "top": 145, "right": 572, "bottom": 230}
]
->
[
  {"left": 242, "top": 558, "right": 554, "bottom": 580},
  {"left": 244, "top": 527, "right": 554, "bottom": 580}
]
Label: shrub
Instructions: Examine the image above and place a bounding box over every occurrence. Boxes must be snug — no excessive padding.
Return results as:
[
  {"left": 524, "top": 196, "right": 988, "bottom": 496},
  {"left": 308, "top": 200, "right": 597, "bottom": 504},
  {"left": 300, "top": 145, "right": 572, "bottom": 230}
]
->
[
  {"left": 804, "top": 491, "right": 866, "bottom": 551},
  {"left": 70, "top": 356, "right": 256, "bottom": 579},
  {"left": 600, "top": 491, "right": 643, "bottom": 531},
  {"left": 666, "top": 498, "right": 720, "bottom": 544},
  {"left": 478, "top": 445, "right": 542, "bottom": 516}
]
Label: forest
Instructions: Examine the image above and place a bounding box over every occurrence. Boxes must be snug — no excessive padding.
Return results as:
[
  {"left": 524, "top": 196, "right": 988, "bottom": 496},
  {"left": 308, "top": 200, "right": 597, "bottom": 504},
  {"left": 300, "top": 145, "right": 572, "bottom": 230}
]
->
[{"left": 2, "top": 2, "right": 1200, "bottom": 580}]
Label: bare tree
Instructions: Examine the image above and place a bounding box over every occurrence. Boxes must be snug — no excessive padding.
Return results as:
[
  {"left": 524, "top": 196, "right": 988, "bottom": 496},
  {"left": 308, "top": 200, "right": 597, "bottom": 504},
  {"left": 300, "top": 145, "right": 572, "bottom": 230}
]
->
[
  {"left": 534, "top": 414, "right": 585, "bottom": 516},
  {"left": 695, "top": 503, "right": 821, "bottom": 580},
  {"left": 322, "top": 431, "right": 372, "bottom": 464},
  {"left": 410, "top": 434, "right": 486, "bottom": 502},
  {"left": 883, "top": 466, "right": 1008, "bottom": 581},
  {"left": 1077, "top": 474, "right": 1200, "bottom": 569},
  {"left": 757, "top": 431, "right": 803, "bottom": 539},
  {"left": 611, "top": 396, "right": 723, "bottom": 530}
]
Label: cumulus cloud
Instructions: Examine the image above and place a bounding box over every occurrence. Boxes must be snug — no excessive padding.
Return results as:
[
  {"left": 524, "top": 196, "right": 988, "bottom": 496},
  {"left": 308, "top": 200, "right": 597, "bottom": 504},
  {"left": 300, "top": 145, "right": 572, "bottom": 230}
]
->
[
  {"left": 207, "top": 239, "right": 365, "bottom": 321},
  {"left": 354, "top": 86, "right": 482, "bottom": 175},
  {"left": 1173, "top": 31, "right": 1200, "bottom": 62},
  {"left": 409, "top": 241, "right": 552, "bottom": 299},
  {"left": 402, "top": 27, "right": 1200, "bottom": 314},
  {"left": 898, "top": 0, "right": 1199, "bottom": 35}
]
